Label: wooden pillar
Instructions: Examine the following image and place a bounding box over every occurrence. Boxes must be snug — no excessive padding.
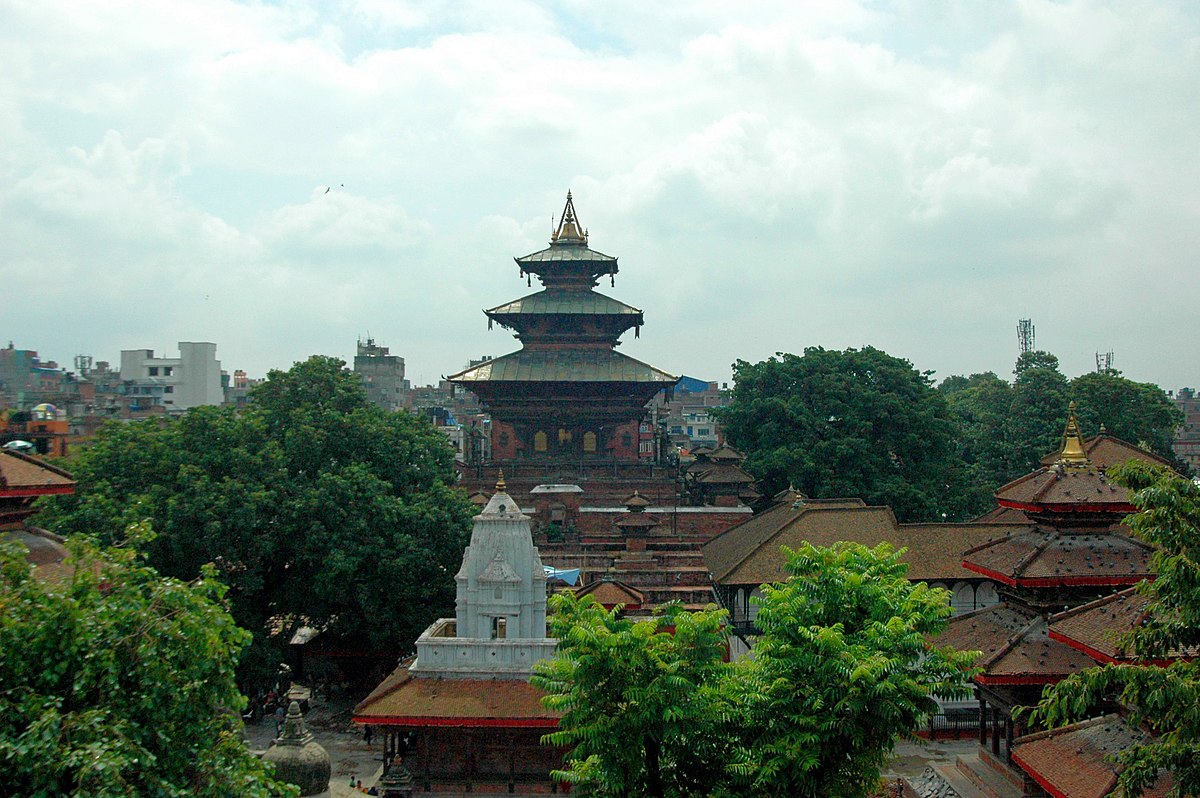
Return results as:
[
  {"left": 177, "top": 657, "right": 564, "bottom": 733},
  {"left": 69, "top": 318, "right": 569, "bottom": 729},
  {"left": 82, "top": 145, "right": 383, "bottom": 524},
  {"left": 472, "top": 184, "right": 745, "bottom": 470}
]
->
[
  {"left": 978, "top": 697, "right": 987, "bottom": 746},
  {"left": 1005, "top": 716, "right": 1014, "bottom": 763},
  {"left": 466, "top": 729, "right": 475, "bottom": 792},
  {"left": 422, "top": 729, "right": 431, "bottom": 792},
  {"left": 991, "top": 709, "right": 1001, "bottom": 756}
]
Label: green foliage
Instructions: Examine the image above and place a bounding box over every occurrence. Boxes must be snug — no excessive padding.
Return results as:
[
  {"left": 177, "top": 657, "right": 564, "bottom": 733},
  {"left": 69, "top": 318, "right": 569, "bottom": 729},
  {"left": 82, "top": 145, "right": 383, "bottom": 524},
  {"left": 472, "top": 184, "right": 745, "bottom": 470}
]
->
[
  {"left": 1071, "top": 371, "right": 1183, "bottom": 467},
  {"left": 38, "top": 356, "right": 473, "bottom": 685},
  {"left": 533, "top": 595, "right": 733, "bottom": 798},
  {"left": 1028, "top": 462, "right": 1200, "bottom": 797},
  {"left": 729, "top": 543, "right": 978, "bottom": 797},
  {"left": 0, "top": 527, "right": 298, "bottom": 798},
  {"left": 716, "top": 347, "right": 966, "bottom": 522},
  {"left": 943, "top": 372, "right": 1014, "bottom": 513},
  {"left": 534, "top": 543, "right": 978, "bottom": 798}
]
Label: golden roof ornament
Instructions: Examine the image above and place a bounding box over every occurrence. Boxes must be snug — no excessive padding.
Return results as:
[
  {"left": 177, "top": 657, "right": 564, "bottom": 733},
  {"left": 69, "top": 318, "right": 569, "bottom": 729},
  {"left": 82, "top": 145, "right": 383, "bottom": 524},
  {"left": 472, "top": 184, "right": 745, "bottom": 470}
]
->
[
  {"left": 495, "top": 469, "right": 507, "bottom": 493},
  {"left": 1057, "top": 402, "right": 1089, "bottom": 466},
  {"left": 550, "top": 190, "right": 587, "bottom": 244}
]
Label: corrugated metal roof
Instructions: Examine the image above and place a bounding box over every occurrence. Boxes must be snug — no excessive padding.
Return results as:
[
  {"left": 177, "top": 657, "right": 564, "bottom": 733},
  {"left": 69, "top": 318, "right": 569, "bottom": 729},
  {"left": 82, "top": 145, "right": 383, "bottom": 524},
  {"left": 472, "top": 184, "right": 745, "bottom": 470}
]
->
[
  {"left": 486, "top": 290, "right": 642, "bottom": 317},
  {"left": 448, "top": 349, "right": 677, "bottom": 384}
]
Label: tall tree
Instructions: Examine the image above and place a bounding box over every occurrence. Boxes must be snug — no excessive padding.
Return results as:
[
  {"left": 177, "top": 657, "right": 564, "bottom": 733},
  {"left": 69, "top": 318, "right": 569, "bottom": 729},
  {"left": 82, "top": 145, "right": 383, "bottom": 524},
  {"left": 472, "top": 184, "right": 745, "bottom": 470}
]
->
[
  {"left": 1028, "top": 461, "right": 1200, "bottom": 797},
  {"left": 1070, "top": 370, "right": 1182, "bottom": 466},
  {"left": 943, "top": 372, "right": 1014, "bottom": 515},
  {"left": 716, "top": 347, "right": 966, "bottom": 522},
  {"left": 1007, "top": 351, "right": 1070, "bottom": 475},
  {"left": 729, "top": 543, "right": 978, "bottom": 797},
  {"left": 533, "top": 597, "right": 733, "bottom": 798},
  {"left": 37, "top": 356, "right": 473, "bottom": 684},
  {"left": 534, "top": 543, "right": 978, "bottom": 798},
  {"left": 0, "top": 527, "right": 298, "bottom": 798}
]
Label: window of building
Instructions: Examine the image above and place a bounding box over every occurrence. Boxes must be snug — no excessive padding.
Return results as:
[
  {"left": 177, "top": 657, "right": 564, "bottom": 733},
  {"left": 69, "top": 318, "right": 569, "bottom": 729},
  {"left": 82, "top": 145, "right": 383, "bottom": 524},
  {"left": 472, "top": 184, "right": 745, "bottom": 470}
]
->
[
  {"left": 164, "top": 386, "right": 173, "bottom": 394},
  {"left": 621, "top": 432, "right": 632, "bottom": 448},
  {"left": 148, "top": 367, "right": 158, "bottom": 376},
  {"left": 163, "top": 366, "right": 173, "bottom": 376},
  {"left": 583, "top": 432, "right": 597, "bottom": 453},
  {"left": 534, "top": 431, "right": 548, "bottom": 452}
]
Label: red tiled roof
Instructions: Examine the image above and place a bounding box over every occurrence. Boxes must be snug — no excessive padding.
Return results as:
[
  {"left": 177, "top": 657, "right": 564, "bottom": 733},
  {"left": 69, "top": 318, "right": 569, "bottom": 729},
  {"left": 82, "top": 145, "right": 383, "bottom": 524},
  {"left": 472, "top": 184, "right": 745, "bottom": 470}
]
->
[
  {"left": 934, "top": 604, "right": 1094, "bottom": 685},
  {"left": 994, "top": 464, "right": 1135, "bottom": 514},
  {"left": 1049, "top": 588, "right": 1198, "bottom": 665},
  {"left": 1039, "top": 435, "right": 1174, "bottom": 469},
  {"left": 0, "top": 450, "right": 75, "bottom": 496},
  {"left": 962, "top": 528, "right": 1155, "bottom": 587},
  {"left": 353, "top": 665, "right": 560, "bottom": 728},
  {"left": 1012, "top": 715, "right": 1174, "bottom": 798},
  {"left": 2, "top": 526, "right": 72, "bottom": 583}
]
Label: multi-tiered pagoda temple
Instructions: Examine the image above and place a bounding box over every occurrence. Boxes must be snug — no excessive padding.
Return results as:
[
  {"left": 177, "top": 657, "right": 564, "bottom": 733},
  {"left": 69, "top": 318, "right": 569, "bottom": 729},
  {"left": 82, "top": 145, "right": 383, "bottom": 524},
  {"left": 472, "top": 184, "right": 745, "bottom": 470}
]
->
[{"left": 448, "top": 193, "right": 677, "bottom": 465}]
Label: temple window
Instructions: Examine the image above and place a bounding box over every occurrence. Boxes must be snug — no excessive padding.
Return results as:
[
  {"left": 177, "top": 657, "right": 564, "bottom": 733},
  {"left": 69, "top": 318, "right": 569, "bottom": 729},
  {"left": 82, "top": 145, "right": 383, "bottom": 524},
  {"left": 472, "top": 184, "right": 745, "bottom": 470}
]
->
[
  {"left": 583, "top": 432, "right": 597, "bottom": 453},
  {"left": 534, "top": 431, "right": 548, "bottom": 452}
]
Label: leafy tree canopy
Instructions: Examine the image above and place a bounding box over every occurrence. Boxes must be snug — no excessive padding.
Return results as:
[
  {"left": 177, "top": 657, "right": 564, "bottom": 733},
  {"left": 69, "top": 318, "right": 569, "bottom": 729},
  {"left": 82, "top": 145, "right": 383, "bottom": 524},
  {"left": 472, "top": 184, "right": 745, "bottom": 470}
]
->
[
  {"left": 1070, "top": 371, "right": 1182, "bottom": 466},
  {"left": 37, "top": 356, "right": 473, "bottom": 684},
  {"left": 1028, "top": 462, "right": 1200, "bottom": 797},
  {"left": 534, "top": 542, "right": 978, "bottom": 798},
  {"left": 0, "top": 526, "right": 297, "bottom": 798},
  {"left": 716, "top": 347, "right": 965, "bottom": 522}
]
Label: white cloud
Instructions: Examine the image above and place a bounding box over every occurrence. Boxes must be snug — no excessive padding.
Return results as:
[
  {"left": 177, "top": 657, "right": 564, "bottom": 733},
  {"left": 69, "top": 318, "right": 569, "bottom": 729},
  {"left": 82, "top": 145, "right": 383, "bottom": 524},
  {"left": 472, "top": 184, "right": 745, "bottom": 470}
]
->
[{"left": 1, "top": 0, "right": 1198, "bottom": 389}]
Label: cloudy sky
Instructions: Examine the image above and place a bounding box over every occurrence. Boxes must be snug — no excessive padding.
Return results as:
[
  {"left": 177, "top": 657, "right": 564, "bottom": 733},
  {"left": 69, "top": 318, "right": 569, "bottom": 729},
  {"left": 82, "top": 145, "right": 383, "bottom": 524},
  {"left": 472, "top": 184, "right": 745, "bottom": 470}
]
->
[{"left": 3, "top": 1, "right": 1198, "bottom": 390}]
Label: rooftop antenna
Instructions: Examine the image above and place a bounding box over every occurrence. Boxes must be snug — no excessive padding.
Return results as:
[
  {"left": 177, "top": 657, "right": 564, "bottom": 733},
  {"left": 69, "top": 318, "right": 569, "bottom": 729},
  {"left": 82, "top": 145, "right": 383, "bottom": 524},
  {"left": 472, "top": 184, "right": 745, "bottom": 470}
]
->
[
  {"left": 1095, "top": 351, "right": 1114, "bottom": 372},
  {"left": 1017, "top": 318, "right": 1035, "bottom": 355}
]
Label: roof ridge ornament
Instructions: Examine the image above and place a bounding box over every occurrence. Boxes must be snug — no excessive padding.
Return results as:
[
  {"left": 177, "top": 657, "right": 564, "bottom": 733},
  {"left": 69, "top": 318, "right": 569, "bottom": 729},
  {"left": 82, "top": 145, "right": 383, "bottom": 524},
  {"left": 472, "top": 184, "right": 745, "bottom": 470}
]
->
[
  {"left": 1057, "top": 402, "right": 1089, "bottom": 466},
  {"left": 550, "top": 190, "right": 588, "bottom": 245},
  {"left": 496, "top": 469, "right": 507, "bottom": 493}
]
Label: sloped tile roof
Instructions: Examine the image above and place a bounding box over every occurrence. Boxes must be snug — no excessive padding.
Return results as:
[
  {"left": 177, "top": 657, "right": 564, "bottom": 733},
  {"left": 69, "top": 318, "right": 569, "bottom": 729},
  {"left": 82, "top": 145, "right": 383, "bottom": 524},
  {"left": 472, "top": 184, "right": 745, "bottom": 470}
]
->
[
  {"left": 486, "top": 289, "right": 641, "bottom": 317},
  {"left": 516, "top": 244, "right": 617, "bottom": 266},
  {"left": 701, "top": 497, "right": 1017, "bottom": 585},
  {"left": 962, "top": 528, "right": 1155, "bottom": 586},
  {"left": 935, "top": 604, "right": 1094, "bottom": 684},
  {"left": 446, "top": 349, "right": 677, "bottom": 384},
  {"left": 353, "top": 665, "right": 559, "bottom": 726},
  {"left": 1012, "top": 715, "right": 1174, "bottom": 798},
  {"left": 1049, "top": 588, "right": 1198, "bottom": 664},
  {"left": 576, "top": 578, "right": 644, "bottom": 607},
  {"left": 0, "top": 450, "right": 75, "bottom": 495},
  {"left": 1039, "top": 435, "right": 1175, "bottom": 469},
  {"left": 994, "top": 464, "right": 1135, "bottom": 513}
]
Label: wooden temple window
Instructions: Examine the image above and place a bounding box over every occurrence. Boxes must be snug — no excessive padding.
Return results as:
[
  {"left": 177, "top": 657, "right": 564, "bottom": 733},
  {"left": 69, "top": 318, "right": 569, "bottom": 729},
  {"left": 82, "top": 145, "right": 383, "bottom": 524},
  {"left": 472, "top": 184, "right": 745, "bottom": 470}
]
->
[
  {"left": 583, "top": 431, "right": 597, "bottom": 452},
  {"left": 534, "top": 431, "right": 548, "bottom": 452}
]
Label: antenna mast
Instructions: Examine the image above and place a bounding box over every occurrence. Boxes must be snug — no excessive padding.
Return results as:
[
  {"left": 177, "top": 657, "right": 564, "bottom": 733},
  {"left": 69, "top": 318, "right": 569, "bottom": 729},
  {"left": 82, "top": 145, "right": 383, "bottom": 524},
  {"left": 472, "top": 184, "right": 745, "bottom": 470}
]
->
[
  {"left": 1095, "top": 351, "right": 1114, "bottom": 372},
  {"left": 1017, "top": 319, "right": 1035, "bottom": 355}
]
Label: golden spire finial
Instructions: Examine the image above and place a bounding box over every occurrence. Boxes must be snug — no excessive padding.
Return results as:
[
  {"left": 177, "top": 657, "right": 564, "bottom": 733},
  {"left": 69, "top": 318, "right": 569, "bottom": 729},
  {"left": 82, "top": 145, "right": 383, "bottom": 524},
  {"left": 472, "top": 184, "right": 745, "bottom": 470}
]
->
[
  {"left": 1058, "top": 402, "right": 1088, "bottom": 465},
  {"left": 551, "top": 190, "right": 586, "bottom": 244},
  {"left": 495, "top": 469, "right": 507, "bottom": 493}
]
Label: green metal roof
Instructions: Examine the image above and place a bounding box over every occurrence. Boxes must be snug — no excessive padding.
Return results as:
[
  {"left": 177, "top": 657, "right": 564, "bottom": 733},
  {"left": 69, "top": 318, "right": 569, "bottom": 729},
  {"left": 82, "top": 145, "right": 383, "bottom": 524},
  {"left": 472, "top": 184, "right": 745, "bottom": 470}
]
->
[
  {"left": 448, "top": 349, "right": 677, "bottom": 384},
  {"left": 486, "top": 290, "right": 642, "bottom": 317},
  {"left": 515, "top": 244, "right": 617, "bottom": 265}
]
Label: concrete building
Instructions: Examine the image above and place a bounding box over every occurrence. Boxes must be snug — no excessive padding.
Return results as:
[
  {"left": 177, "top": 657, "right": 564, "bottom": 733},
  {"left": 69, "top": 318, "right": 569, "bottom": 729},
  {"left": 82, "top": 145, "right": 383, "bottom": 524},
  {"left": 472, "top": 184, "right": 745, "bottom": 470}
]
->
[
  {"left": 119, "top": 342, "right": 223, "bottom": 412},
  {"left": 353, "top": 337, "right": 406, "bottom": 412},
  {"left": 1169, "top": 386, "right": 1200, "bottom": 472}
]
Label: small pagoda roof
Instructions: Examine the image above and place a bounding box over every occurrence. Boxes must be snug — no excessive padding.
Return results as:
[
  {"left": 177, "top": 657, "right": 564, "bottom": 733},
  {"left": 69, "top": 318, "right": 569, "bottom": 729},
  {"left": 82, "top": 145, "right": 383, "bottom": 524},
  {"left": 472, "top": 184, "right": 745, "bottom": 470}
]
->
[
  {"left": 936, "top": 604, "right": 1094, "bottom": 685},
  {"left": 961, "top": 527, "right": 1155, "bottom": 587},
  {"left": 576, "top": 578, "right": 644, "bottom": 609},
  {"left": 1048, "top": 588, "right": 1197, "bottom": 665},
  {"left": 0, "top": 449, "right": 75, "bottom": 497},
  {"left": 622, "top": 491, "right": 652, "bottom": 508},
  {"left": 1039, "top": 433, "right": 1175, "bottom": 469},
  {"left": 1012, "top": 715, "right": 1174, "bottom": 798},
  {"left": 692, "top": 462, "right": 757, "bottom": 485},
  {"left": 515, "top": 192, "right": 618, "bottom": 270},
  {"left": 996, "top": 405, "right": 1172, "bottom": 514},
  {"left": 353, "top": 664, "right": 560, "bottom": 728},
  {"left": 515, "top": 245, "right": 618, "bottom": 266},
  {"left": 447, "top": 348, "right": 677, "bottom": 384},
  {"left": 703, "top": 443, "right": 745, "bottom": 462},
  {"left": 485, "top": 289, "right": 642, "bottom": 319}
]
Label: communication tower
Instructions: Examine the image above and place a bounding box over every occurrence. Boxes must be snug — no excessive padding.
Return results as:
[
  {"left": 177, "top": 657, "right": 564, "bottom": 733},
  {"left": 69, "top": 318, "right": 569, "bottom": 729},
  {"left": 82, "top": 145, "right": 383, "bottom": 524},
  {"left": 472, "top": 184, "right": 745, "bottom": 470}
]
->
[
  {"left": 74, "top": 354, "right": 93, "bottom": 377},
  {"left": 1095, "top": 351, "right": 1114, "bottom": 372},
  {"left": 1017, "top": 319, "right": 1035, "bottom": 355}
]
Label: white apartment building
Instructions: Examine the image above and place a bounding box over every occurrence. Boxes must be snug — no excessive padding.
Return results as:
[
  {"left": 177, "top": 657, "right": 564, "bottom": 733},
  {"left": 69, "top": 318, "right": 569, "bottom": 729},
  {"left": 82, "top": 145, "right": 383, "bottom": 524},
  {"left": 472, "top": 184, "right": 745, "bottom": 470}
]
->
[{"left": 119, "top": 342, "right": 223, "bottom": 411}]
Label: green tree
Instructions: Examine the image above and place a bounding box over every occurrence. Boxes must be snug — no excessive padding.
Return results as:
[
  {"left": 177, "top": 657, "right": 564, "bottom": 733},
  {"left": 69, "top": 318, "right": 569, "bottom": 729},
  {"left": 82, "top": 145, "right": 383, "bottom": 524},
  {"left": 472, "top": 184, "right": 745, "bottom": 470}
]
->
[
  {"left": 1070, "top": 371, "right": 1182, "bottom": 466},
  {"left": 1028, "top": 461, "right": 1200, "bottom": 797},
  {"left": 38, "top": 356, "right": 473, "bottom": 683},
  {"left": 729, "top": 543, "right": 978, "bottom": 797},
  {"left": 534, "top": 543, "right": 978, "bottom": 798},
  {"left": 1007, "top": 351, "right": 1070, "bottom": 474},
  {"left": 533, "top": 597, "right": 733, "bottom": 798},
  {"left": 716, "top": 347, "right": 966, "bottom": 522},
  {"left": 0, "top": 526, "right": 298, "bottom": 798},
  {"left": 943, "top": 372, "right": 1014, "bottom": 514}
]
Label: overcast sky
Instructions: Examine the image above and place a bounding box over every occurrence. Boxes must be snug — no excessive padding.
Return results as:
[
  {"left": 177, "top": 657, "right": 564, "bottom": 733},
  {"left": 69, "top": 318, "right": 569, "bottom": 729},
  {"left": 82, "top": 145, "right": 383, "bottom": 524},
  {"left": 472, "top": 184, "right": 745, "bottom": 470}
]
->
[{"left": 3, "top": 1, "right": 1197, "bottom": 390}]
